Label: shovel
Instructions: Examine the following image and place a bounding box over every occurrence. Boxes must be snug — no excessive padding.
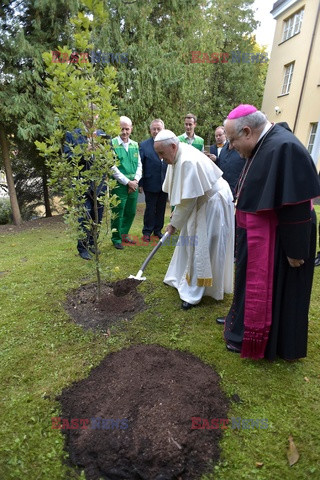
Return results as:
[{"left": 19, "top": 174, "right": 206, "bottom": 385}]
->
[{"left": 128, "top": 231, "right": 170, "bottom": 281}]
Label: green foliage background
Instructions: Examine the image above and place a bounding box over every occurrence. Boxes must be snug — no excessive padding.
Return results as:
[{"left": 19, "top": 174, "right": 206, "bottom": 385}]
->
[
  {"left": 0, "top": 206, "right": 319, "bottom": 479},
  {"left": 0, "top": 0, "right": 268, "bottom": 218}
]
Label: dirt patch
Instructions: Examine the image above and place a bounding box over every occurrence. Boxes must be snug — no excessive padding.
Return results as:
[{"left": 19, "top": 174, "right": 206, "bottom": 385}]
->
[
  {"left": 65, "top": 280, "right": 145, "bottom": 331},
  {"left": 58, "top": 345, "right": 229, "bottom": 479}
]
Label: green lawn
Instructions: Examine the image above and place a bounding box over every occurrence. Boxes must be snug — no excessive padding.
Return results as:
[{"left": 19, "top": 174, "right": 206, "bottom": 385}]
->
[{"left": 0, "top": 205, "right": 319, "bottom": 480}]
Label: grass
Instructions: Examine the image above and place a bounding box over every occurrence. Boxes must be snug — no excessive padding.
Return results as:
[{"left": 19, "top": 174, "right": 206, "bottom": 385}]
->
[{"left": 0, "top": 205, "right": 320, "bottom": 480}]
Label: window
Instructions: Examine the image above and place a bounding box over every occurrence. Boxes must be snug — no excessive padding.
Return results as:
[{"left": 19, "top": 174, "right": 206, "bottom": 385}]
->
[
  {"left": 282, "top": 8, "right": 304, "bottom": 42},
  {"left": 281, "top": 62, "right": 294, "bottom": 95},
  {"left": 307, "top": 123, "right": 318, "bottom": 154}
]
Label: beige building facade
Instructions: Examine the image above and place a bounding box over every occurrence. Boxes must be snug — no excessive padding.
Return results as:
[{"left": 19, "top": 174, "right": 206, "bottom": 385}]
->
[{"left": 262, "top": 0, "right": 320, "bottom": 170}]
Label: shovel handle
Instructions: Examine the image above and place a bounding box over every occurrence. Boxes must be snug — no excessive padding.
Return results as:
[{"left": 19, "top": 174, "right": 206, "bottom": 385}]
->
[{"left": 140, "top": 231, "right": 170, "bottom": 273}]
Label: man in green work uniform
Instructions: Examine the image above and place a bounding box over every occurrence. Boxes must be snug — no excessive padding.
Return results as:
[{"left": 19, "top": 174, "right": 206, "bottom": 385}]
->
[
  {"left": 178, "top": 113, "right": 204, "bottom": 151},
  {"left": 111, "top": 116, "right": 142, "bottom": 250}
]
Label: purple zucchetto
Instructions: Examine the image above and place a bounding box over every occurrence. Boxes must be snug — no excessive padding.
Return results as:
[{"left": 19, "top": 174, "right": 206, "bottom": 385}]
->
[{"left": 227, "top": 104, "right": 257, "bottom": 120}]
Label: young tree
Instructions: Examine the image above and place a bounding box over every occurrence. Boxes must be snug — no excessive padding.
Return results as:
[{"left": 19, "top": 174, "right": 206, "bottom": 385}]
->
[{"left": 36, "top": 1, "right": 119, "bottom": 300}]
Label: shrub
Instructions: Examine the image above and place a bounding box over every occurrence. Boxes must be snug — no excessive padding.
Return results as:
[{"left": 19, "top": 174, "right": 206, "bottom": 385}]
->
[{"left": 0, "top": 197, "right": 12, "bottom": 224}]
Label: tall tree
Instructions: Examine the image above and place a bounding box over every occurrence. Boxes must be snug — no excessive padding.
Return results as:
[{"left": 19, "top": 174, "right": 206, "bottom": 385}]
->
[
  {"left": 0, "top": 126, "right": 21, "bottom": 224},
  {"left": 100, "top": 0, "right": 207, "bottom": 139},
  {"left": 193, "top": 0, "right": 268, "bottom": 142},
  {"left": 0, "top": 0, "right": 78, "bottom": 220},
  {"left": 97, "top": 0, "right": 266, "bottom": 142}
]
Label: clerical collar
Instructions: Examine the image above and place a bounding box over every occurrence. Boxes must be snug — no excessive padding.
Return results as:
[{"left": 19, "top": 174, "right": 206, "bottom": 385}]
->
[{"left": 258, "top": 122, "right": 272, "bottom": 142}]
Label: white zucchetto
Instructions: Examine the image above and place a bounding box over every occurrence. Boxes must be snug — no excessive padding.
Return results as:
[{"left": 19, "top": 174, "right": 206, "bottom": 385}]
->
[{"left": 154, "top": 129, "right": 177, "bottom": 142}]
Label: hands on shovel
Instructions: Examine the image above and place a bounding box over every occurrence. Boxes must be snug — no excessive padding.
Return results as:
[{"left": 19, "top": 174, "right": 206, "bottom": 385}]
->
[{"left": 166, "top": 224, "right": 176, "bottom": 236}]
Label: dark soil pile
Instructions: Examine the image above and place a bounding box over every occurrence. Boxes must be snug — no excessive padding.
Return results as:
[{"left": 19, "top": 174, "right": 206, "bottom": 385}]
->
[
  {"left": 58, "top": 345, "right": 229, "bottom": 480},
  {"left": 65, "top": 280, "right": 145, "bottom": 331}
]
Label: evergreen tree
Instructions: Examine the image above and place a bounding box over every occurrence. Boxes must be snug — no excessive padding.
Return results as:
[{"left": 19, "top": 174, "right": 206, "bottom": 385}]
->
[
  {"left": 98, "top": 0, "right": 266, "bottom": 142},
  {"left": 0, "top": 0, "right": 78, "bottom": 222}
]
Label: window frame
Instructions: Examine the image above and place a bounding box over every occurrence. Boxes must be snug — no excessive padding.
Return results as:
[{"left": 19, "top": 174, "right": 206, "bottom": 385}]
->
[
  {"left": 307, "top": 123, "right": 318, "bottom": 154},
  {"left": 281, "top": 62, "right": 295, "bottom": 95},
  {"left": 282, "top": 8, "right": 304, "bottom": 42}
]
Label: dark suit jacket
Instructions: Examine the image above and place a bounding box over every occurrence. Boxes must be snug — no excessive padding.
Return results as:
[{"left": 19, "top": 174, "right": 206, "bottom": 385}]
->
[
  {"left": 209, "top": 143, "right": 227, "bottom": 159},
  {"left": 64, "top": 128, "right": 108, "bottom": 194},
  {"left": 209, "top": 144, "right": 219, "bottom": 157},
  {"left": 216, "top": 142, "right": 246, "bottom": 197},
  {"left": 139, "top": 137, "right": 167, "bottom": 193}
]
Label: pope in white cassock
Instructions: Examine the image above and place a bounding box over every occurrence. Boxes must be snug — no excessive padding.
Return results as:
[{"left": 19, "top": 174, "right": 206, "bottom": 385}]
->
[{"left": 154, "top": 129, "right": 234, "bottom": 310}]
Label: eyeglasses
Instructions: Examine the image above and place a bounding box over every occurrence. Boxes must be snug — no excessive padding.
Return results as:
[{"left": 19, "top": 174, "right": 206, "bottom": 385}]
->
[{"left": 227, "top": 128, "right": 244, "bottom": 144}]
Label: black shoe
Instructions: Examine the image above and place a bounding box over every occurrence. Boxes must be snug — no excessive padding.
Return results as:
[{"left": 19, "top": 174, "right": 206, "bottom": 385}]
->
[
  {"left": 154, "top": 232, "right": 163, "bottom": 239},
  {"left": 79, "top": 250, "right": 92, "bottom": 260},
  {"left": 216, "top": 317, "right": 226, "bottom": 325},
  {"left": 226, "top": 343, "right": 241, "bottom": 353},
  {"left": 315, "top": 253, "right": 320, "bottom": 266},
  {"left": 142, "top": 234, "right": 150, "bottom": 242},
  {"left": 181, "top": 301, "right": 194, "bottom": 310},
  {"left": 114, "top": 243, "right": 124, "bottom": 250}
]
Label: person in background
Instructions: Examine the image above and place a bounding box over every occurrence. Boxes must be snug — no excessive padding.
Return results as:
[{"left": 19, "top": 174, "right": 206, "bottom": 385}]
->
[
  {"left": 215, "top": 140, "right": 245, "bottom": 198},
  {"left": 111, "top": 116, "right": 142, "bottom": 250},
  {"left": 178, "top": 113, "right": 204, "bottom": 152},
  {"left": 207, "top": 126, "right": 226, "bottom": 162},
  {"left": 314, "top": 172, "right": 320, "bottom": 266},
  {"left": 154, "top": 129, "right": 234, "bottom": 310},
  {"left": 139, "top": 119, "right": 168, "bottom": 242},
  {"left": 220, "top": 104, "right": 320, "bottom": 361},
  {"left": 64, "top": 106, "right": 108, "bottom": 260}
]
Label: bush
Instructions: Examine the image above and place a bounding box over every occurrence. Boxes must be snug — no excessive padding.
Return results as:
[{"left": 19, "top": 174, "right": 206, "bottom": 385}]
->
[{"left": 0, "top": 197, "right": 12, "bottom": 224}]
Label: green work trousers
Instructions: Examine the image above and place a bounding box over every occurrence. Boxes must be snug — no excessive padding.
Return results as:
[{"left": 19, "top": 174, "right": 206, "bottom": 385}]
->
[{"left": 111, "top": 183, "right": 138, "bottom": 244}]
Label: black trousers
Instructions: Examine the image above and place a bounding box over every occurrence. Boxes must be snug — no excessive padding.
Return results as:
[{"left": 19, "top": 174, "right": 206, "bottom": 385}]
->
[
  {"left": 77, "top": 193, "right": 104, "bottom": 253},
  {"left": 142, "top": 190, "right": 168, "bottom": 236}
]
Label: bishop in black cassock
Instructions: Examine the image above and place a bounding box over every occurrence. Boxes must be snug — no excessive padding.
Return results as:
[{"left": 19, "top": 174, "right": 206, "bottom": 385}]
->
[{"left": 223, "top": 104, "right": 320, "bottom": 361}]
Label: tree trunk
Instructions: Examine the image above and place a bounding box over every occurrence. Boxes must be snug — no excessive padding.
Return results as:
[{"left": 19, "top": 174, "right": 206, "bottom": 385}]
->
[
  {"left": 42, "top": 163, "right": 52, "bottom": 217},
  {"left": 0, "top": 126, "right": 22, "bottom": 225}
]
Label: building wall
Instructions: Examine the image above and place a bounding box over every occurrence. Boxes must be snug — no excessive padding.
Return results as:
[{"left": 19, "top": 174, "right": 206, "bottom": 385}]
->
[{"left": 262, "top": 0, "right": 320, "bottom": 169}]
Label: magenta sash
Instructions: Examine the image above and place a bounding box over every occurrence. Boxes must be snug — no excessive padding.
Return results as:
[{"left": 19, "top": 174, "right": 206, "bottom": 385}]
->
[{"left": 237, "top": 209, "right": 278, "bottom": 359}]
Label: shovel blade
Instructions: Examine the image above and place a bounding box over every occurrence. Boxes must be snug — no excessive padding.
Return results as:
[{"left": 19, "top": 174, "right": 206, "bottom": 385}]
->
[{"left": 128, "top": 271, "right": 146, "bottom": 281}]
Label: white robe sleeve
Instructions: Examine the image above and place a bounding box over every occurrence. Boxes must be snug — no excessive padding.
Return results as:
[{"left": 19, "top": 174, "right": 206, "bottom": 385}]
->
[{"left": 171, "top": 198, "right": 197, "bottom": 230}]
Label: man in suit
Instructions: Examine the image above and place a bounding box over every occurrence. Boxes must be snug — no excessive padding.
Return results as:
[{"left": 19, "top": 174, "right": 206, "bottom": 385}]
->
[
  {"left": 208, "top": 126, "right": 227, "bottom": 162},
  {"left": 139, "top": 119, "right": 168, "bottom": 242},
  {"left": 216, "top": 141, "right": 245, "bottom": 198}
]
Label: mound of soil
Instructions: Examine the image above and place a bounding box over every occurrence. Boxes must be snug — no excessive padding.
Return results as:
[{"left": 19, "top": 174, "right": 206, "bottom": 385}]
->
[
  {"left": 58, "top": 345, "right": 229, "bottom": 480},
  {"left": 65, "top": 280, "right": 145, "bottom": 332}
]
